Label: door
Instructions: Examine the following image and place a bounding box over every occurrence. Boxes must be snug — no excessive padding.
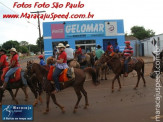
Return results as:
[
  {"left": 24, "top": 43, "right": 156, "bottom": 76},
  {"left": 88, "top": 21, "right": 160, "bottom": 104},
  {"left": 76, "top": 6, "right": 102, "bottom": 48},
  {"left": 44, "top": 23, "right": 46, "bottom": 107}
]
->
[{"left": 103, "top": 39, "right": 117, "bottom": 51}]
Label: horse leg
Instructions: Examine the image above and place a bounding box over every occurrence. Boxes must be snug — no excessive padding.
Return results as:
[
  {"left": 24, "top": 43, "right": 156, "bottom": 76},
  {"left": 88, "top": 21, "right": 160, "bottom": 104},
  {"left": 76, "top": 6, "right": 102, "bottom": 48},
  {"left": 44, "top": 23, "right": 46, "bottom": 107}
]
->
[
  {"left": 38, "top": 82, "right": 43, "bottom": 103},
  {"left": 80, "top": 86, "right": 89, "bottom": 109},
  {"left": 43, "top": 92, "right": 50, "bottom": 114},
  {"left": 14, "top": 88, "right": 19, "bottom": 98},
  {"left": 112, "top": 75, "right": 118, "bottom": 93},
  {"left": 141, "top": 72, "right": 146, "bottom": 87},
  {"left": 117, "top": 76, "right": 122, "bottom": 91},
  {"left": 73, "top": 87, "right": 82, "bottom": 113},
  {"left": 134, "top": 72, "right": 141, "bottom": 89},
  {"left": 105, "top": 68, "right": 107, "bottom": 80},
  {"left": 50, "top": 93, "right": 65, "bottom": 113},
  {"left": 21, "top": 86, "right": 28, "bottom": 101},
  {"left": 8, "top": 89, "right": 18, "bottom": 104},
  {"left": 101, "top": 69, "right": 104, "bottom": 80}
]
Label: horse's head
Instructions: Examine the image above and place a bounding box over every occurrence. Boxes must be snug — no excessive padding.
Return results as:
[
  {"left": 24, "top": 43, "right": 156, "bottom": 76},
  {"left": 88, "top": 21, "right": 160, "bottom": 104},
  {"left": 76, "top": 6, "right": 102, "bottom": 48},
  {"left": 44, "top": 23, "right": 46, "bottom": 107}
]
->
[
  {"left": 100, "top": 53, "right": 111, "bottom": 64},
  {"left": 26, "top": 61, "right": 34, "bottom": 75},
  {"left": 47, "top": 56, "right": 56, "bottom": 66}
]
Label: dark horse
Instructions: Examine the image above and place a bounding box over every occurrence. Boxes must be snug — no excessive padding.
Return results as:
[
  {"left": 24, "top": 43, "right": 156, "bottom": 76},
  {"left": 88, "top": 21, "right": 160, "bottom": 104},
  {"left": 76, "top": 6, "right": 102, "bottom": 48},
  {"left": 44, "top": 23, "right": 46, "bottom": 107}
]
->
[
  {"left": 100, "top": 52, "right": 146, "bottom": 92},
  {"left": 0, "top": 69, "right": 28, "bottom": 106},
  {"left": 27, "top": 63, "right": 98, "bottom": 114},
  {"left": 25, "top": 61, "right": 43, "bottom": 106}
]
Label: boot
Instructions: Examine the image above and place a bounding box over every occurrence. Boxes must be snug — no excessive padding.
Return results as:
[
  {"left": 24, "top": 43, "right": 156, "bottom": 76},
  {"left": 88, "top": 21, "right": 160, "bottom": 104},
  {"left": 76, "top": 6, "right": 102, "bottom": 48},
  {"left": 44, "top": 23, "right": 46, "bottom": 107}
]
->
[{"left": 0, "top": 82, "right": 7, "bottom": 90}]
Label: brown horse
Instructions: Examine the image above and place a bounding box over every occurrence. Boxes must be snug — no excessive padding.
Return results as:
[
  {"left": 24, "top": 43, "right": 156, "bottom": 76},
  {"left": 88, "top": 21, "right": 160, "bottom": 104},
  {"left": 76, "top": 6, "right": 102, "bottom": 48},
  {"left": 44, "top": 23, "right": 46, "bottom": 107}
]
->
[
  {"left": 27, "top": 63, "right": 98, "bottom": 114},
  {"left": 74, "top": 53, "right": 91, "bottom": 67},
  {"left": 0, "top": 70, "right": 28, "bottom": 106},
  {"left": 100, "top": 53, "right": 146, "bottom": 92},
  {"left": 94, "top": 59, "right": 109, "bottom": 82}
]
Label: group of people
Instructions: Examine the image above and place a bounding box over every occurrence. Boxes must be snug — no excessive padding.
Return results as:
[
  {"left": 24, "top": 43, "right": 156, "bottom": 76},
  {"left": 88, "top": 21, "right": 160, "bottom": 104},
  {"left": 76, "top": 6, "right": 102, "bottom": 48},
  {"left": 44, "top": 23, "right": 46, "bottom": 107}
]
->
[{"left": 0, "top": 41, "right": 133, "bottom": 93}]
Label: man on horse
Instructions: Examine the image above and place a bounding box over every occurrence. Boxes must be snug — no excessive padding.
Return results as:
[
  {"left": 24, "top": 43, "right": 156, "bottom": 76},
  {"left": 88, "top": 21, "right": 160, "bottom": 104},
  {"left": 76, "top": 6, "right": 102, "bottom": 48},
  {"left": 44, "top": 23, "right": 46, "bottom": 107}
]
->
[
  {"left": 0, "top": 49, "right": 8, "bottom": 71},
  {"left": 95, "top": 45, "right": 104, "bottom": 60},
  {"left": 114, "top": 42, "right": 120, "bottom": 53},
  {"left": 123, "top": 41, "right": 133, "bottom": 77},
  {"left": 107, "top": 42, "right": 114, "bottom": 56},
  {"left": 38, "top": 55, "right": 46, "bottom": 66},
  {"left": 65, "top": 44, "right": 74, "bottom": 64},
  {"left": 0, "top": 48, "right": 20, "bottom": 90},
  {"left": 52, "top": 43, "right": 68, "bottom": 94},
  {"left": 75, "top": 45, "right": 82, "bottom": 62}
]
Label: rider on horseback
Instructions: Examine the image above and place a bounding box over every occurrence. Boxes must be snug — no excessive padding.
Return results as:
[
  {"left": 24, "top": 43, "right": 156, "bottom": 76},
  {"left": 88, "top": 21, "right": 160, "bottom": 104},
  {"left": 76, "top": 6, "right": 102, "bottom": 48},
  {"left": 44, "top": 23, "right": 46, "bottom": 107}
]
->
[
  {"left": 0, "top": 49, "right": 8, "bottom": 71},
  {"left": 52, "top": 43, "right": 68, "bottom": 94},
  {"left": 107, "top": 42, "right": 114, "bottom": 56},
  {"left": 123, "top": 41, "right": 133, "bottom": 77},
  {"left": 65, "top": 44, "right": 74, "bottom": 64},
  {"left": 0, "top": 48, "right": 20, "bottom": 90},
  {"left": 38, "top": 55, "right": 46, "bottom": 66},
  {"left": 75, "top": 45, "right": 82, "bottom": 62}
]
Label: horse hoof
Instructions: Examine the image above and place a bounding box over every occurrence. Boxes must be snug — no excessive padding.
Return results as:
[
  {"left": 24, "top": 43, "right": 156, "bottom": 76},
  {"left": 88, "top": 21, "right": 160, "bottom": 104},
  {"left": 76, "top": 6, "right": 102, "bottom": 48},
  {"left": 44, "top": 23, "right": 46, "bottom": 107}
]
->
[
  {"left": 39, "top": 97, "right": 43, "bottom": 104},
  {"left": 112, "top": 90, "right": 114, "bottom": 93},
  {"left": 134, "top": 87, "right": 137, "bottom": 90},
  {"left": 118, "top": 88, "right": 121, "bottom": 91},
  {"left": 62, "top": 109, "right": 65, "bottom": 113},
  {"left": 0, "top": 102, "right": 2, "bottom": 106},
  {"left": 144, "top": 85, "right": 146, "bottom": 87},
  {"left": 73, "top": 109, "right": 77, "bottom": 113},
  {"left": 43, "top": 109, "right": 49, "bottom": 114}
]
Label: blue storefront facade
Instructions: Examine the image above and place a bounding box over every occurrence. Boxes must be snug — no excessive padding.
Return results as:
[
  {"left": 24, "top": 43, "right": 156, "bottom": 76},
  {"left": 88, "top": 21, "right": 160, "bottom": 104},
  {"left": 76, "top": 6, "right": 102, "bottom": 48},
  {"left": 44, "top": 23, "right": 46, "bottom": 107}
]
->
[{"left": 43, "top": 20, "right": 125, "bottom": 60}]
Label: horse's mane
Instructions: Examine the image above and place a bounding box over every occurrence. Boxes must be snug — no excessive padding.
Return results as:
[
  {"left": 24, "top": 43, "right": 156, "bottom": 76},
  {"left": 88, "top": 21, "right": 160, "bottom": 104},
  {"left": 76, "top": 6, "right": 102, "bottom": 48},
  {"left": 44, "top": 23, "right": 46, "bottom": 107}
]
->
[{"left": 32, "top": 63, "right": 48, "bottom": 75}]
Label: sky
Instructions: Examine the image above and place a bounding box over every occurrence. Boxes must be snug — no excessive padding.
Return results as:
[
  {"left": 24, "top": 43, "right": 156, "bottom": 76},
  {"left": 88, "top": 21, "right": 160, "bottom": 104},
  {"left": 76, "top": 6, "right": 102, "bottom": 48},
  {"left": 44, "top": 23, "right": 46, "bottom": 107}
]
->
[{"left": 0, "top": 0, "right": 163, "bottom": 45}]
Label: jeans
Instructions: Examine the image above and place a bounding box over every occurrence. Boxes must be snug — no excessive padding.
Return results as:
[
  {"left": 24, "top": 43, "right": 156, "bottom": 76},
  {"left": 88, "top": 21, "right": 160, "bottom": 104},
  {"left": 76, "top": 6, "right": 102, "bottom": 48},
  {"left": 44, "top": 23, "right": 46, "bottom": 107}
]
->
[
  {"left": 52, "top": 67, "right": 63, "bottom": 90},
  {"left": 4, "top": 67, "right": 19, "bottom": 83},
  {"left": 124, "top": 58, "right": 129, "bottom": 73},
  {"left": 78, "top": 54, "right": 82, "bottom": 62}
]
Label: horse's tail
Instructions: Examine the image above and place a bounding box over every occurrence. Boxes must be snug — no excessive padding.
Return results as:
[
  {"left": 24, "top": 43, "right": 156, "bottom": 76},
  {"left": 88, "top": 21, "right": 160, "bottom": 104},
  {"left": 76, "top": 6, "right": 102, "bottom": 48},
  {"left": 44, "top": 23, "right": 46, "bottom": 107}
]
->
[
  {"left": 142, "top": 61, "right": 144, "bottom": 75},
  {"left": 83, "top": 67, "right": 98, "bottom": 85}
]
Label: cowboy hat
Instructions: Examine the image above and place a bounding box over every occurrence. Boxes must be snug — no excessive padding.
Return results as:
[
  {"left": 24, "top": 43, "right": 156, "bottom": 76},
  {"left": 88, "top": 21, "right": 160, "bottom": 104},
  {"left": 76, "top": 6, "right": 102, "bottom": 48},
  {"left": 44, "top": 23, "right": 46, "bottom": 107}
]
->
[
  {"left": 76, "top": 45, "right": 80, "bottom": 47},
  {"left": 56, "top": 43, "right": 65, "bottom": 48},
  {"left": 66, "top": 44, "right": 70, "bottom": 47},
  {"left": 0, "top": 48, "right": 7, "bottom": 54},
  {"left": 9, "top": 48, "right": 17, "bottom": 53}
]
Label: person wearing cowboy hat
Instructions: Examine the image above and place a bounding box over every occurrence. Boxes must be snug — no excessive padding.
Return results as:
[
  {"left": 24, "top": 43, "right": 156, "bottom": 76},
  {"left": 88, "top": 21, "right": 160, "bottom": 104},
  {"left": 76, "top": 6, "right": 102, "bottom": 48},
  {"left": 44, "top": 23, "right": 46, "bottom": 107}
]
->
[
  {"left": 123, "top": 41, "right": 133, "bottom": 77},
  {"left": 0, "top": 49, "right": 8, "bottom": 70},
  {"left": 75, "top": 45, "right": 82, "bottom": 62},
  {"left": 95, "top": 45, "right": 104, "bottom": 60},
  {"left": 0, "top": 48, "right": 20, "bottom": 90},
  {"left": 52, "top": 43, "right": 68, "bottom": 94},
  {"left": 65, "top": 44, "right": 74, "bottom": 64}
]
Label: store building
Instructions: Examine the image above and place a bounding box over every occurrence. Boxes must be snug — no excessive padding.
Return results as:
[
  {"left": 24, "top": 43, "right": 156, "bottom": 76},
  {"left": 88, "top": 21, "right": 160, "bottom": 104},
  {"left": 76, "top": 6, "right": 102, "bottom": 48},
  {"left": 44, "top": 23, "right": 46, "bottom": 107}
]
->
[{"left": 43, "top": 20, "right": 125, "bottom": 59}]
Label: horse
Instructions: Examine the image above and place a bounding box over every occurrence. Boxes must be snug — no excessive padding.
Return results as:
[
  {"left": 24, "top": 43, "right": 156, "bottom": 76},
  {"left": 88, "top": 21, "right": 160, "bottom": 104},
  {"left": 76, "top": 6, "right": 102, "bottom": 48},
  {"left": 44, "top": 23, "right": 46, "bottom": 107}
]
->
[
  {"left": 25, "top": 61, "right": 43, "bottom": 106},
  {"left": 87, "top": 51, "right": 96, "bottom": 67},
  {"left": 0, "top": 68, "right": 28, "bottom": 106},
  {"left": 100, "top": 52, "right": 146, "bottom": 92},
  {"left": 94, "top": 59, "right": 109, "bottom": 82},
  {"left": 27, "top": 63, "right": 98, "bottom": 114},
  {"left": 74, "top": 53, "right": 91, "bottom": 67}
]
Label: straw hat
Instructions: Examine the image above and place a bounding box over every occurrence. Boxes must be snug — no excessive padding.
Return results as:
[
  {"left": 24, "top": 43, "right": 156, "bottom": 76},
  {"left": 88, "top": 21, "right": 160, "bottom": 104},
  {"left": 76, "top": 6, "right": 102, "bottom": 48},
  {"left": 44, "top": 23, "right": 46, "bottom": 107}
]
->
[
  {"left": 76, "top": 45, "right": 80, "bottom": 47},
  {"left": 10, "top": 48, "right": 17, "bottom": 53},
  {"left": 66, "top": 44, "right": 70, "bottom": 47},
  {"left": 56, "top": 43, "right": 65, "bottom": 48}
]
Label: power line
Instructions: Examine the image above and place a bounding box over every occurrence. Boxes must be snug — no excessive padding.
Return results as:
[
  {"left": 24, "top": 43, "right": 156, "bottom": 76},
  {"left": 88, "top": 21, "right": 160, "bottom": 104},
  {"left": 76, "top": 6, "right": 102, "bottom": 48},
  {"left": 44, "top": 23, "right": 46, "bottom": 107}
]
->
[{"left": 0, "top": 1, "right": 38, "bottom": 28}]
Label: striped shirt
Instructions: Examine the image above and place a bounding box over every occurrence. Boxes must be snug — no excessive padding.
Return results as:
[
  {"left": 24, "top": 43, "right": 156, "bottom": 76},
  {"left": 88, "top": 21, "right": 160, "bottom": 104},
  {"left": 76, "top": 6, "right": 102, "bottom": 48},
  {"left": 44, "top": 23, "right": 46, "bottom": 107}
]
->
[{"left": 123, "top": 46, "right": 133, "bottom": 57}]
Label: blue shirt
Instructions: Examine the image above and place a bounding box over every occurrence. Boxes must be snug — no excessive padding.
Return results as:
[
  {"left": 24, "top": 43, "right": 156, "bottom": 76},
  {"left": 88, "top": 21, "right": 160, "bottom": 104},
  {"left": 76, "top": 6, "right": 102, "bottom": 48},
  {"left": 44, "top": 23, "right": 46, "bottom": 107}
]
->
[
  {"left": 114, "top": 45, "right": 120, "bottom": 53},
  {"left": 40, "top": 59, "right": 46, "bottom": 66}
]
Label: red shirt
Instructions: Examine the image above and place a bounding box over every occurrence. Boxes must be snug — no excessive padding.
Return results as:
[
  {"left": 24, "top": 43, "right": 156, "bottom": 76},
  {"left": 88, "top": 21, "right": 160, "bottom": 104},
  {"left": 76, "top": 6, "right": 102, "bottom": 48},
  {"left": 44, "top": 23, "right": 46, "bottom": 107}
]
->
[
  {"left": 107, "top": 45, "right": 113, "bottom": 52},
  {"left": 0, "top": 54, "right": 8, "bottom": 67},
  {"left": 123, "top": 46, "right": 133, "bottom": 57},
  {"left": 58, "top": 51, "right": 67, "bottom": 63},
  {"left": 76, "top": 47, "right": 82, "bottom": 55},
  {"left": 10, "top": 54, "right": 20, "bottom": 67}
]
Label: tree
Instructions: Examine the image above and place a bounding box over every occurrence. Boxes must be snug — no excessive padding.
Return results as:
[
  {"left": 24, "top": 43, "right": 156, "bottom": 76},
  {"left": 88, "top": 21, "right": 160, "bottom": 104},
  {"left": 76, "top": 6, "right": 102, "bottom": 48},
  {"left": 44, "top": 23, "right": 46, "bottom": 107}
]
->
[
  {"left": 28, "top": 44, "right": 39, "bottom": 54},
  {"left": 19, "top": 46, "right": 28, "bottom": 53},
  {"left": 36, "top": 36, "right": 44, "bottom": 53},
  {"left": 20, "top": 41, "right": 29, "bottom": 46},
  {"left": 131, "top": 26, "right": 155, "bottom": 40},
  {"left": 2, "top": 40, "right": 19, "bottom": 50}
]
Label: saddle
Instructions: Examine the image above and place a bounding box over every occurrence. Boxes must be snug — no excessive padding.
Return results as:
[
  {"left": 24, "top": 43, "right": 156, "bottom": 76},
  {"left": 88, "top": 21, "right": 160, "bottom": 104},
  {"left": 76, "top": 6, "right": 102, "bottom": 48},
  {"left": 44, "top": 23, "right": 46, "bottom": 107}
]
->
[
  {"left": 1, "top": 67, "right": 21, "bottom": 83},
  {"left": 47, "top": 66, "right": 75, "bottom": 82},
  {"left": 121, "top": 57, "right": 138, "bottom": 68}
]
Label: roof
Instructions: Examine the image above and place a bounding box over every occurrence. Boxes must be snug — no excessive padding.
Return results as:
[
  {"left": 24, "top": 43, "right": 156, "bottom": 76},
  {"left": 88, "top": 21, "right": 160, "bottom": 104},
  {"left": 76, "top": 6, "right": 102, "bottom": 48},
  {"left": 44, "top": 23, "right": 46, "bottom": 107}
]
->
[{"left": 125, "top": 35, "right": 138, "bottom": 41}]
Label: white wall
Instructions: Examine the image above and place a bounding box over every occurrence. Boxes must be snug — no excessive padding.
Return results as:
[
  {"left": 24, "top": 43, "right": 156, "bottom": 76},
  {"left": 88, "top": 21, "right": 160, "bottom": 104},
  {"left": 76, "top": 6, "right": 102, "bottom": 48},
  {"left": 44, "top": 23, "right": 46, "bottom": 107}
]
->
[{"left": 142, "top": 34, "right": 163, "bottom": 57}]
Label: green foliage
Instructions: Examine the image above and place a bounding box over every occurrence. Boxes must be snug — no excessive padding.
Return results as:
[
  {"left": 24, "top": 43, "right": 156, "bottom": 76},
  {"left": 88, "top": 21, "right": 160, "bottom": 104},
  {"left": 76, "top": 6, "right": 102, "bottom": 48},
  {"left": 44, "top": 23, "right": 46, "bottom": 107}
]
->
[
  {"left": 20, "top": 41, "right": 29, "bottom": 46},
  {"left": 36, "top": 36, "right": 44, "bottom": 52},
  {"left": 19, "top": 46, "right": 28, "bottom": 53},
  {"left": 28, "top": 44, "right": 39, "bottom": 54},
  {"left": 131, "top": 26, "right": 155, "bottom": 40},
  {"left": 2, "top": 40, "right": 19, "bottom": 51}
]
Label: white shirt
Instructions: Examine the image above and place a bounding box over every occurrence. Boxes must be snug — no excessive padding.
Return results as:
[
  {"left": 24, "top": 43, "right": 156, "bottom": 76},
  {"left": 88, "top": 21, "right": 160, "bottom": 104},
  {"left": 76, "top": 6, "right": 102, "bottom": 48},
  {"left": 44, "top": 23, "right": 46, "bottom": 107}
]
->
[{"left": 65, "top": 48, "right": 74, "bottom": 60}]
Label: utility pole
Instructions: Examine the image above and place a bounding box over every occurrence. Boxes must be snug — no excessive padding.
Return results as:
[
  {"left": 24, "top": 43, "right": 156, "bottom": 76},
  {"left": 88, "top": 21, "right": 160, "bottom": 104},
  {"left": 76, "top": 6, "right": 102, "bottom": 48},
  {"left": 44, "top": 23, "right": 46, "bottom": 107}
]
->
[{"left": 30, "top": 11, "right": 46, "bottom": 54}]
